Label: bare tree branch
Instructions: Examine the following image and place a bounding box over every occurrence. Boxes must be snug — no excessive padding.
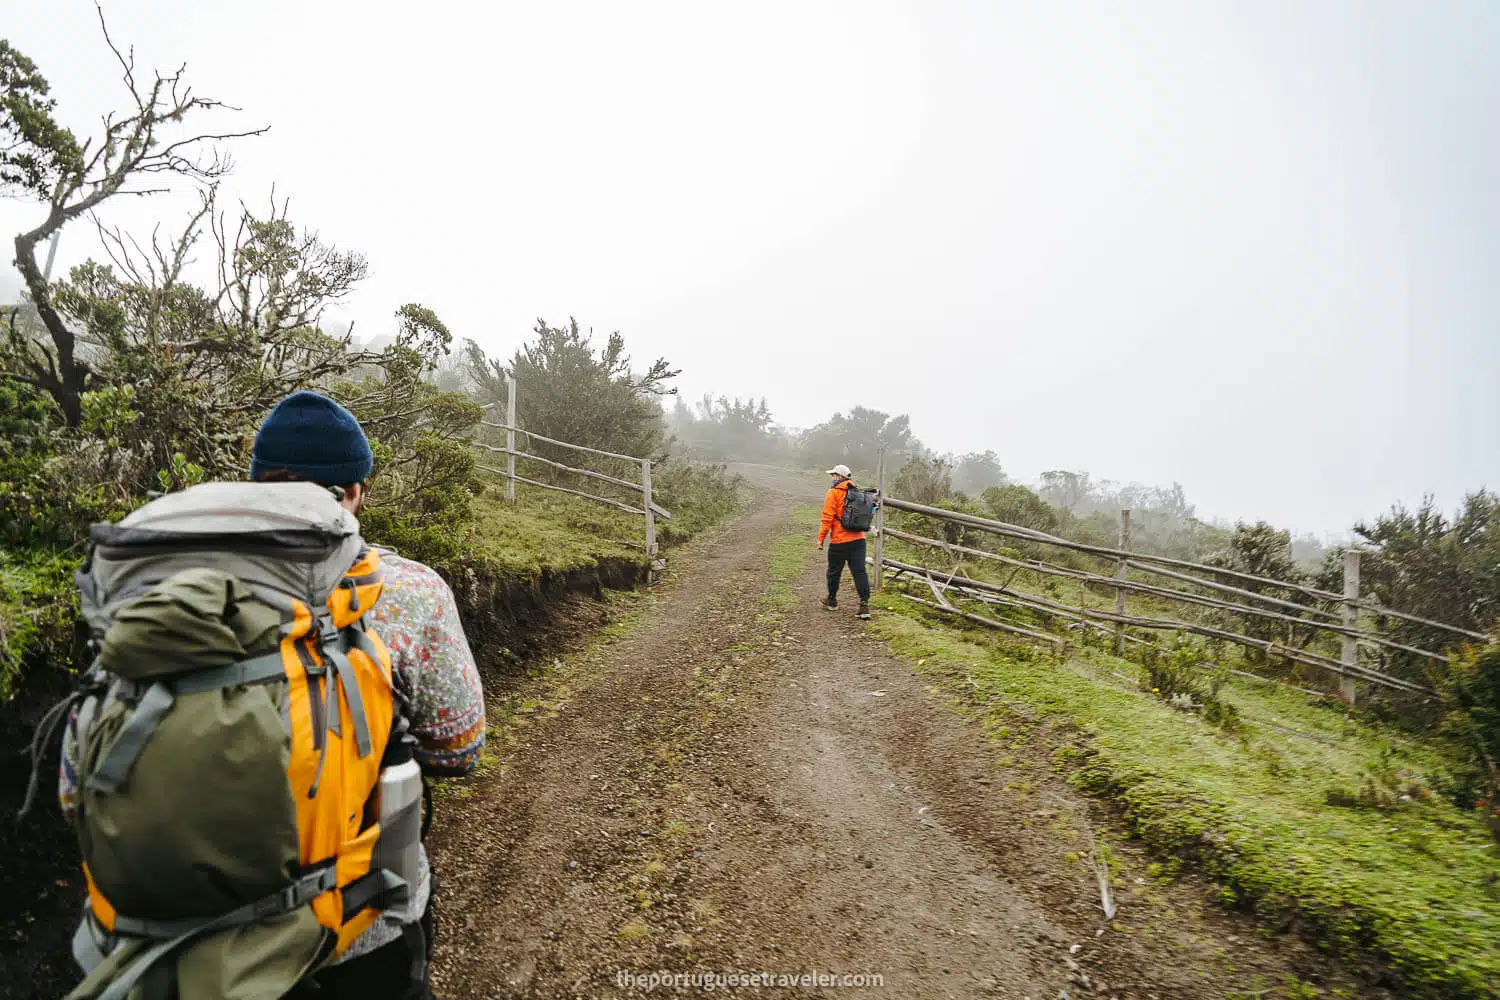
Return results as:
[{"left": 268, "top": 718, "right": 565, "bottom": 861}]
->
[{"left": 7, "top": 10, "right": 267, "bottom": 424}]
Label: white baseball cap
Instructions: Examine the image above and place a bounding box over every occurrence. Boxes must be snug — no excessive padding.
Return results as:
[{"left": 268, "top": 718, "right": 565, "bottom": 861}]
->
[{"left": 826, "top": 464, "right": 852, "bottom": 477}]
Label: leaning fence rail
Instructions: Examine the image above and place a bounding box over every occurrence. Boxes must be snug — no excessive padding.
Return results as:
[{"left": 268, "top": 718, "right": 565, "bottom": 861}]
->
[
  {"left": 878, "top": 496, "right": 1487, "bottom": 642},
  {"left": 882, "top": 557, "right": 1433, "bottom": 696},
  {"left": 476, "top": 381, "right": 668, "bottom": 561},
  {"left": 872, "top": 494, "right": 1481, "bottom": 703},
  {"left": 897, "top": 563, "right": 1340, "bottom": 702}
]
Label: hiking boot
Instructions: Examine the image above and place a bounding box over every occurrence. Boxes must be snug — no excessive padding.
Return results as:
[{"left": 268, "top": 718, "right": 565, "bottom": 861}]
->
[
  {"left": 857, "top": 602, "right": 872, "bottom": 620},
  {"left": 821, "top": 596, "right": 838, "bottom": 611}
]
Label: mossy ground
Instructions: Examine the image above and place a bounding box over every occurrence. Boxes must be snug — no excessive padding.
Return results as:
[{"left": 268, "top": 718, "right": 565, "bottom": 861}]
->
[
  {"left": 868, "top": 590, "right": 1500, "bottom": 999},
  {"left": 470, "top": 493, "right": 647, "bottom": 579},
  {"left": 467, "top": 471, "right": 738, "bottom": 579}
]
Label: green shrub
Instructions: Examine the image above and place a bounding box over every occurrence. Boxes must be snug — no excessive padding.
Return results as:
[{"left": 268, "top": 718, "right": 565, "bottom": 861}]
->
[
  {"left": 1140, "top": 641, "right": 1205, "bottom": 702},
  {"left": 0, "top": 547, "right": 81, "bottom": 699},
  {"left": 1139, "top": 639, "right": 1240, "bottom": 732},
  {"left": 1438, "top": 640, "right": 1500, "bottom": 814},
  {"left": 980, "top": 483, "right": 1057, "bottom": 533}
]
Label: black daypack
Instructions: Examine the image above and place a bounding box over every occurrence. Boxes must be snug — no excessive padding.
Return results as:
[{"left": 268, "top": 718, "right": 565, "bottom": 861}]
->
[{"left": 839, "top": 484, "right": 879, "bottom": 532}]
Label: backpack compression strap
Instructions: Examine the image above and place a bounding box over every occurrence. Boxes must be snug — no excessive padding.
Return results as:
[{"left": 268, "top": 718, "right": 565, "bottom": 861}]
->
[
  {"left": 91, "top": 864, "right": 341, "bottom": 1000},
  {"left": 307, "top": 614, "right": 377, "bottom": 798},
  {"left": 83, "top": 652, "right": 288, "bottom": 795}
]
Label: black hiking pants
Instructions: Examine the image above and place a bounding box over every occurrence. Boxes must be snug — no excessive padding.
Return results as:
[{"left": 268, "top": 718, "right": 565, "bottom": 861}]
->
[
  {"left": 826, "top": 538, "right": 870, "bottom": 604},
  {"left": 284, "top": 877, "right": 437, "bottom": 1000}
]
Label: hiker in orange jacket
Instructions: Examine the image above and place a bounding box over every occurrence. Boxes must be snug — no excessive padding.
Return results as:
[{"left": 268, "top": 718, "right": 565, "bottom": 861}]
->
[{"left": 817, "top": 464, "right": 872, "bottom": 619}]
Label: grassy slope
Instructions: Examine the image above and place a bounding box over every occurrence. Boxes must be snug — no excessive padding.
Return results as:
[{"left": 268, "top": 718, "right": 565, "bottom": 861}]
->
[
  {"left": 468, "top": 473, "right": 733, "bottom": 577},
  {"left": 0, "top": 489, "right": 650, "bottom": 698},
  {"left": 868, "top": 591, "right": 1500, "bottom": 999},
  {"left": 470, "top": 492, "right": 647, "bottom": 579}
]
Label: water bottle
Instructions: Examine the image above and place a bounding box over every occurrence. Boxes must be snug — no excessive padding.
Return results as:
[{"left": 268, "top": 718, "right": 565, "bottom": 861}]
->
[{"left": 371, "top": 757, "right": 423, "bottom": 922}]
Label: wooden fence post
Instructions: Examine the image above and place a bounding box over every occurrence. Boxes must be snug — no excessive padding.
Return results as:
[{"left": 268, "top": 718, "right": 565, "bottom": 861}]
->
[
  {"left": 642, "top": 458, "right": 657, "bottom": 563},
  {"left": 505, "top": 375, "right": 517, "bottom": 505},
  {"left": 873, "top": 447, "right": 886, "bottom": 591},
  {"left": 1341, "top": 550, "right": 1360, "bottom": 705},
  {"left": 1114, "top": 509, "right": 1131, "bottom": 655}
]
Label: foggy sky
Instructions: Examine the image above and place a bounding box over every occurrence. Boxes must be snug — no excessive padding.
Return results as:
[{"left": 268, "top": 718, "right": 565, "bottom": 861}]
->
[{"left": 3, "top": 1, "right": 1496, "bottom": 536}]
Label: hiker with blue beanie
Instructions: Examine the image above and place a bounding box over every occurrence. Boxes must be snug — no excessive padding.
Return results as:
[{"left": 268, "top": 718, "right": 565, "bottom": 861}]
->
[
  {"left": 248, "top": 389, "right": 378, "bottom": 486},
  {"left": 253, "top": 391, "right": 485, "bottom": 999},
  {"left": 55, "top": 390, "right": 484, "bottom": 1000}
]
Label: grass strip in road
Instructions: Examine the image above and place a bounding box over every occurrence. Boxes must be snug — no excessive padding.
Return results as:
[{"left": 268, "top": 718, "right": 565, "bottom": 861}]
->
[{"left": 766, "top": 506, "right": 822, "bottom": 614}]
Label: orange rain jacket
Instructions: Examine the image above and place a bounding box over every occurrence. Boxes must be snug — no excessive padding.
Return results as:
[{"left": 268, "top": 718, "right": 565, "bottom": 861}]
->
[{"left": 818, "top": 478, "right": 866, "bottom": 546}]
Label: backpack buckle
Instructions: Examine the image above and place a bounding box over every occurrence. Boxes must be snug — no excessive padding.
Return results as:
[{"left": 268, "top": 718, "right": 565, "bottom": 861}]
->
[
  {"left": 315, "top": 614, "right": 342, "bottom": 649},
  {"left": 256, "top": 889, "right": 296, "bottom": 919}
]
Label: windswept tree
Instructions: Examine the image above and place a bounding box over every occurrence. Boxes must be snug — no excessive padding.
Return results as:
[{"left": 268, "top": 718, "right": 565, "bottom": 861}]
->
[
  {"left": 1038, "top": 470, "right": 1093, "bottom": 513},
  {"left": 893, "top": 454, "right": 953, "bottom": 506},
  {"left": 1318, "top": 491, "right": 1500, "bottom": 663},
  {"left": 336, "top": 304, "right": 482, "bottom": 539},
  {"left": 798, "top": 406, "right": 919, "bottom": 475},
  {"left": 982, "top": 484, "right": 1058, "bottom": 534},
  {"left": 1, "top": 40, "right": 83, "bottom": 199},
  {"left": 465, "top": 318, "right": 678, "bottom": 463},
  {"left": 888, "top": 453, "right": 997, "bottom": 546},
  {"left": 1033, "top": 471, "right": 1226, "bottom": 561},
  {"left": 24, "top": 189, "right": 377, "bottom": 480},
  {"left": 949, "top": 450, "right": 1006, "bottom": 496},
  {"left": 1206, "top": 521, "right": 1308, "bottom": 660},
  {"left": 2, "top": 14, "right": 266, "bottom": 425},
  {"left": 670, "top": 394, "right": 786, "bottom": 462}
]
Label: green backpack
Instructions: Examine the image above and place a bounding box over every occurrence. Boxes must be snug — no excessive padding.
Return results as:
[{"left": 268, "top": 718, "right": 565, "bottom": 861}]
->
[{"left": 27, "top": 482, "right": 418, "bottom": 1000}]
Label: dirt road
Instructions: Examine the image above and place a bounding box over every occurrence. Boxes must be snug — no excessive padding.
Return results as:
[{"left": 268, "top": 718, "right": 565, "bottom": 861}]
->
[{"left": 430, "top": 474, "right": 1361, "bottom": 1000}]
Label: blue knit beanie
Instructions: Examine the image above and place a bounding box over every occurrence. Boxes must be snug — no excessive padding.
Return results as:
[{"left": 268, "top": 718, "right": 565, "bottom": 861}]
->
[{"left": 250, "top": 391, "right": 374, "bottom": 486}]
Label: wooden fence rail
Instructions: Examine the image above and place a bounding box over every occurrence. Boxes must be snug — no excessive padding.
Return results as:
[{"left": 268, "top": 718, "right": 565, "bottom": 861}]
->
[
  {"left": 879, "top": 496, "right": 1487, "bottom": 642},
  {"left": 475, "top": 465, "right": 648, "bottom": 516},
  {"left": 872, "top": 494, "right": 1477, "bottom": 703},
  {"left": 475, "top": 383, "right": 668, "bottom": 561},
  {"left": 882, "top": 526, "right": 1447, "bottom": 662},
  {"left": 472, "top": 441, "right": 672, "bottom": 518},
  {"left": 895, "top": 567, "right": 1339, "bottom": 701},
  {"left": 479, "top": 419, "right": 645, "bottom": 464},
  {"left": 881, "top": 557, "right": 1435, "bottom": 696}
]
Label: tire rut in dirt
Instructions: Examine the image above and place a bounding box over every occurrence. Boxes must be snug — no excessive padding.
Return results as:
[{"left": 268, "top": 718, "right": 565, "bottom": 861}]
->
[{"left": 429, "top": 499, "right": 799, "bottom": 998}]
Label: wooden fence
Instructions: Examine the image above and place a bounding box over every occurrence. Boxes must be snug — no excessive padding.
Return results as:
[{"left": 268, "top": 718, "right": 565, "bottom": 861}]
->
[
  {"left": 475, "top": 376, "right": 669, "bottom": 562},
  {"left": 868, "top": 468, "right": 1484, "bottom": 704}
]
